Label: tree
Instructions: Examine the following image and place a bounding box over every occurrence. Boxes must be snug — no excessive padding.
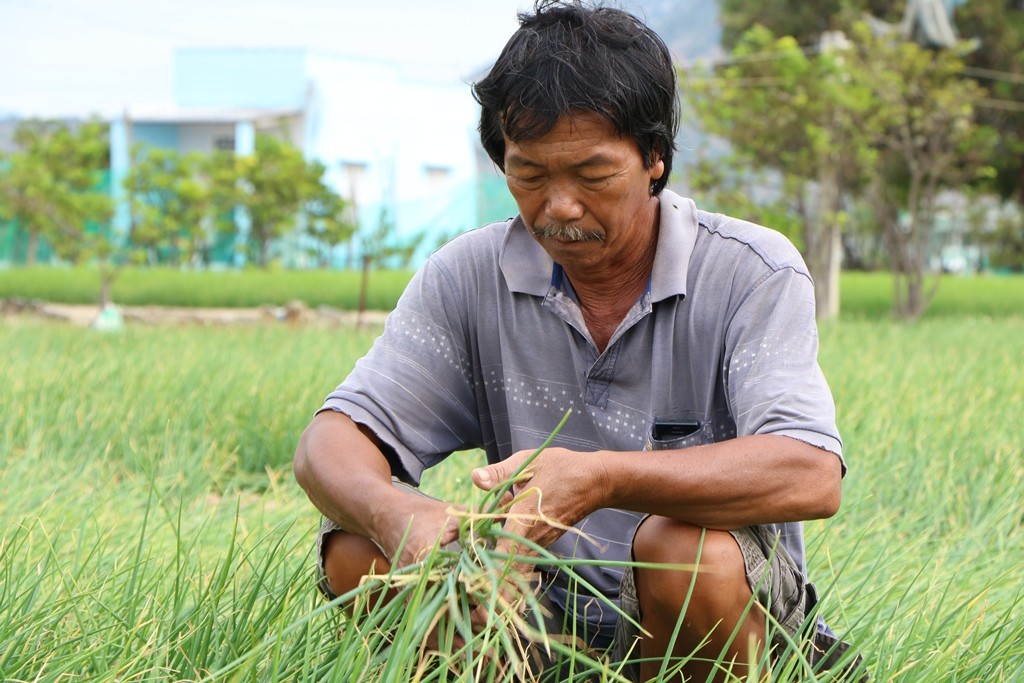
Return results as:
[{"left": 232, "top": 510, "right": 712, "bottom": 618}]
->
[
  {"left": 208, "top": 134, "right": 327, "bottom": 268},
  {"left": 686, "top": 25, "right": 874, "bottom": 319},
  {"left": 955, "top": 0, "right": 1024, "bottom": 204},
  {"left": 720, "top": 0, "right": 898, "bottom": 51},
  {"left": 686, "top": 158, "right": 805, "bottom": 250},
  {"left": 977, "top": 205, "right": 1024, "bottom": 271},
  {"left": 124, "top": 147, "right": 211, "bottom": 266},
  {"left": 693, "top": 4, "right": 998, "bottom": 320},
  {"left": 0, "top": 119, "right": 111, "bottom": 268},
  {"left": 355, "top": 207, "right": 425, "bottom": 325},
  {"left": 721, "top": 0, "right": 1024, "bottom": 279},
  {"left": 305, "top": 166, "right": 357, "bottom": 268},
  {"left": 848, "top": 24, "right": 995, "bottom": 318},
  {"left": 0, "top": 146, "right": 51, "bottom": 266}
]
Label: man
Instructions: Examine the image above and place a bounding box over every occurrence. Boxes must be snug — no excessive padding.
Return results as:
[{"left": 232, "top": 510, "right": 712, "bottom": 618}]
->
[{"left": 295, "top": 1, "right": 861, "bottom": 680}]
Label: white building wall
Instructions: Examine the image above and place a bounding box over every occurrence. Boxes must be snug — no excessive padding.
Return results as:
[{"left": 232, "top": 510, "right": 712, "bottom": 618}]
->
[
  {"left": 118, "top": 48, "right": 485, "bottom": 266},
  {"left": 392, "top": 80, "right": 479, "bottom": 246},
  {"left": 304, "top": 55, "right": 402, "bottom": 226},
  {"left": 302, "top": 53, "right": 480, "bottom": 258}
]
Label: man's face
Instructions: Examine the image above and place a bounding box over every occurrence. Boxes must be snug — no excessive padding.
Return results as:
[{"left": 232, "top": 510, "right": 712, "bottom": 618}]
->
[{"left": 503, "top": 111, "right": 664, "bottom": 274}]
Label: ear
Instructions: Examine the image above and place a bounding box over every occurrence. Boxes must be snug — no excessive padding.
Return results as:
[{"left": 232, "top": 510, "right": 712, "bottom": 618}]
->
[{"left": 648, "top": 151, "right": 665, "bottom": 182}]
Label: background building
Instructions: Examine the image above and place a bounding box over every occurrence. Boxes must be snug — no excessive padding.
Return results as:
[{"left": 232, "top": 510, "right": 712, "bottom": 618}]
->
[{"left": 110, "top": 47, "right": 517, "bottom": 267}]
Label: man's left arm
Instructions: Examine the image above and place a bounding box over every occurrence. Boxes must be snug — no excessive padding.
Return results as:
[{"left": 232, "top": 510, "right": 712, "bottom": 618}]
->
[
  {"left": 473, "top": 434, "right": 840, "bottom": 549},
  {"left": 473, "top": 264, "right": 844, "bottom": 543}
]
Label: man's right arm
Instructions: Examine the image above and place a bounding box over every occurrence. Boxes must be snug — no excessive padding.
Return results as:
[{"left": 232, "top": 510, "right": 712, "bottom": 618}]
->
[{"left": 293, "top": 410, "right": 461, "bottom": 569}]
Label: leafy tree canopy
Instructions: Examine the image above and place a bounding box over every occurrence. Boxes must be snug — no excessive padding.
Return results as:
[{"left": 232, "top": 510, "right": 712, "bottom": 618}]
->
[
  {"left": 955, "top": 0, "right": 1024, "bottom": 202},
  {"left": 207, "top": 134, "right": 353, "bottom": 268},
  {"left": 124, "top": 147, "right": 211, "bottom": 266},
  {"left": 0, "top": 119, "right": 112, "bottom": 267},
  {"left": 688, "top": 14, "right": 992, "bottom": 319},
  {"left": 721, "top": 0, "right": 1024, "bottom": 205},
  {"left": 720, "top": 0, "right": 899, "bottom": 51}
]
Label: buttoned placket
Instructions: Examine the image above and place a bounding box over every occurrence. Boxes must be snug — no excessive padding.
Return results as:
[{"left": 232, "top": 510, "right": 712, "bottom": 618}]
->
[{"left": 542, "top": 271, "right": 654, "bottom": 409}]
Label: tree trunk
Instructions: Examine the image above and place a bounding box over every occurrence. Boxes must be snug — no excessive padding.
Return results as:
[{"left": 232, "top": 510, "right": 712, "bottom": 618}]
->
[
  {"left": 805, "top": 166, "right": 843, "bottom": 320},
  {"left": 26, "top": 231, "right": 39, "bottom": 266},
  {"left": 357, "top": 253, "right": 371, "bottom": 329},
  {"left": 888, "top": 170, "right": 941, "bottom": 321},
  {"left": 812, "top": 222, "right": 842, "bottom": 321},
  {"left": 99, "top": 270, "right": 114, "bottom": 308},
  {"left": 259, "top": 237, "right": 270, "bottom": 268}
]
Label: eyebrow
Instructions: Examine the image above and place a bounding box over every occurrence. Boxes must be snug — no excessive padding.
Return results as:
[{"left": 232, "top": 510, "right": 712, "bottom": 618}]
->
[{"left": 505, "top": 152, "right": 621, "bottom": 171}]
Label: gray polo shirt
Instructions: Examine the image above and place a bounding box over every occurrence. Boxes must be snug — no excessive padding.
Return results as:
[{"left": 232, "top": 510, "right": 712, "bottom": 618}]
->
[{"left": 321, "top": 190, "right": 843, "bottom": 643}]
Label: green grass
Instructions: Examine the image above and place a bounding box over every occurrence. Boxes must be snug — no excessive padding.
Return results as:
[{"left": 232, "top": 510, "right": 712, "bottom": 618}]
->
[
  {"left": 0, "top": 266, "right": 415, "bottom": 310},
  {"left": 1, "top": 266, "right": 1022, "bottom": 318},
  {"left": 839, "top": 271, "right": 1024, "bottom": 319},
  {"left": 1, "top": 315, "right": 1022, "bottom": 680},
  {"left": 813, "top": 317, "right": 1024, "bottom": 681}
]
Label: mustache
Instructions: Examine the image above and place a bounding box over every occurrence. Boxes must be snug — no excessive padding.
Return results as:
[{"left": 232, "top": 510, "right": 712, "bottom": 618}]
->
[{"left": 530, "top": 223, "right": 605, "bottom": 242}]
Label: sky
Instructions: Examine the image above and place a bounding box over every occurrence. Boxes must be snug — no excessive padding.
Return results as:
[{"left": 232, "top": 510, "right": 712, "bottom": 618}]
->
[{"left": 0, "top": 0, "right": 535, "bottom": 117}]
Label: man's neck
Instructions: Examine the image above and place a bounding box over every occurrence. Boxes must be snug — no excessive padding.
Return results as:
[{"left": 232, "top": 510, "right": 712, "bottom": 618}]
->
[{"left": 564, "top": 224, "right": 659, "bottom": 353}]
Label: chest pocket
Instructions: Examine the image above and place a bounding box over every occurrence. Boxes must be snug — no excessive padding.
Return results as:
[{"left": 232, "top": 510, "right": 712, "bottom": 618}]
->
[{"left": 646, "top": 411, "right": 714, "bottom": 451}]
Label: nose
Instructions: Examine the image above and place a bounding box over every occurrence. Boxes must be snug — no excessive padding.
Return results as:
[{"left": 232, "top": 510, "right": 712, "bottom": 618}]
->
[{"left": 544, "top": 183, "right": 584, "bottom": 223}]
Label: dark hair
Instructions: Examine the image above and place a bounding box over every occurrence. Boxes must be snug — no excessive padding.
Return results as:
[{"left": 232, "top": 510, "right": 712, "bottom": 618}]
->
[{"left": 473, "top": 0, "right": 679, "bottom": 196}]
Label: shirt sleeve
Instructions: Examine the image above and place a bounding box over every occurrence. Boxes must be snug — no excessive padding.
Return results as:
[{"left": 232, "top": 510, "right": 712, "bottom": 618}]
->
[
  {"left": 723, "top": 265, "right": 846, "bottom": 472},
  {"left": 318, "top": 256, "right": 481, "bottom": 484}
]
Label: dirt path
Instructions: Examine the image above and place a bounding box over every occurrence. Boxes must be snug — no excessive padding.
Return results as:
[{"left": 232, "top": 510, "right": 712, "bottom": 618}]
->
[{"left": 0, "top": 299, "right": 390, "bottom": 328}]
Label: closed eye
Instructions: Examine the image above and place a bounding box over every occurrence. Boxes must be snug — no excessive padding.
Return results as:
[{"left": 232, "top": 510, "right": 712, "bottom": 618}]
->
[{"left": 510, "top": 175, "right": 545, "bottom": 187}]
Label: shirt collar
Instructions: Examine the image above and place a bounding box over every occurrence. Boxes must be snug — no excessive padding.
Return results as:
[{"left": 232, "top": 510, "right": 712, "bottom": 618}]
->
[
  {"left": 499, "top": 190, "right": 699, "bottom": 301},
  {"left": 500, "top": 216, "right": 555, "bottom": 297},
  {"left": 649, "top": 190, "right": 699, "bottom": 302}
]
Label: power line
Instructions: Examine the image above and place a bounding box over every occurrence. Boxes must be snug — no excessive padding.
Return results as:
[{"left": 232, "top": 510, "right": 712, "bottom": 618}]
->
[
  {"left": 677, "top": 44, "right": 820, "bottom": 71},
  {"left": 680, "top": 45, "right": 1024, "bottom": 89},
  {"left": 962, "top": 66, "right": 1024, "bottom": 86},
  {"left": 681, "top": 76, "right": 791, "bottom": 88},
  {"left": 977, "top": 98, "right": 1024, "bottom": 113},
  {"left": 681, "top": 74, "right": 1024, "bottom": 113}
]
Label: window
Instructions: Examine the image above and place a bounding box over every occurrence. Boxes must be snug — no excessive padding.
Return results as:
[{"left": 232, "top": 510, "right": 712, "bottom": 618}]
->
[
  {"left": 424, "top": 165, "right": 452, "bottom": 193},
  {"left": 340, "top": 161, "right": 369, "bottom": 203}
]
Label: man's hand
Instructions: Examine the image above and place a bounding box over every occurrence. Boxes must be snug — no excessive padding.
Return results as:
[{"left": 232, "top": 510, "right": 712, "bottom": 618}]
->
[
  {"left": 466, "top": 447, "right": 605, "bottom": 635},
  {"left": 375, "top": 493, "right": 464, "bottom": 571},
  {"left": 470, "top": 447, "right": 607, "bottom": 554}
]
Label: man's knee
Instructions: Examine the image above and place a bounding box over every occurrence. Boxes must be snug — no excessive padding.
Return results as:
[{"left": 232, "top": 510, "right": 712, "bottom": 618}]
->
[
  {"left": 633, "top": 515, "right": 743, "bottom": 568},
  {"left": 632, "top": 517, "right": 754, "bottom": 624},
  {"left": 630, "top": 518, "right": 768, "bottom": 680},
  {"left": 321, "top": 529, "right": 391, "bottom": 600}
]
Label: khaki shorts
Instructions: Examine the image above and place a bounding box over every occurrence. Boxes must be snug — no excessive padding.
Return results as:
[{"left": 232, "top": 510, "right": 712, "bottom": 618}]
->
[{"left": 314, "top": 494, "right": 864, "bottom": 681}]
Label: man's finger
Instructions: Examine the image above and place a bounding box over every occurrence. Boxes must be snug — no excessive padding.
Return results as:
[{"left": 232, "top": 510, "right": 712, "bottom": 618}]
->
[{"left": 471, "top": 461, "right": 513, "bottom": 491}]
